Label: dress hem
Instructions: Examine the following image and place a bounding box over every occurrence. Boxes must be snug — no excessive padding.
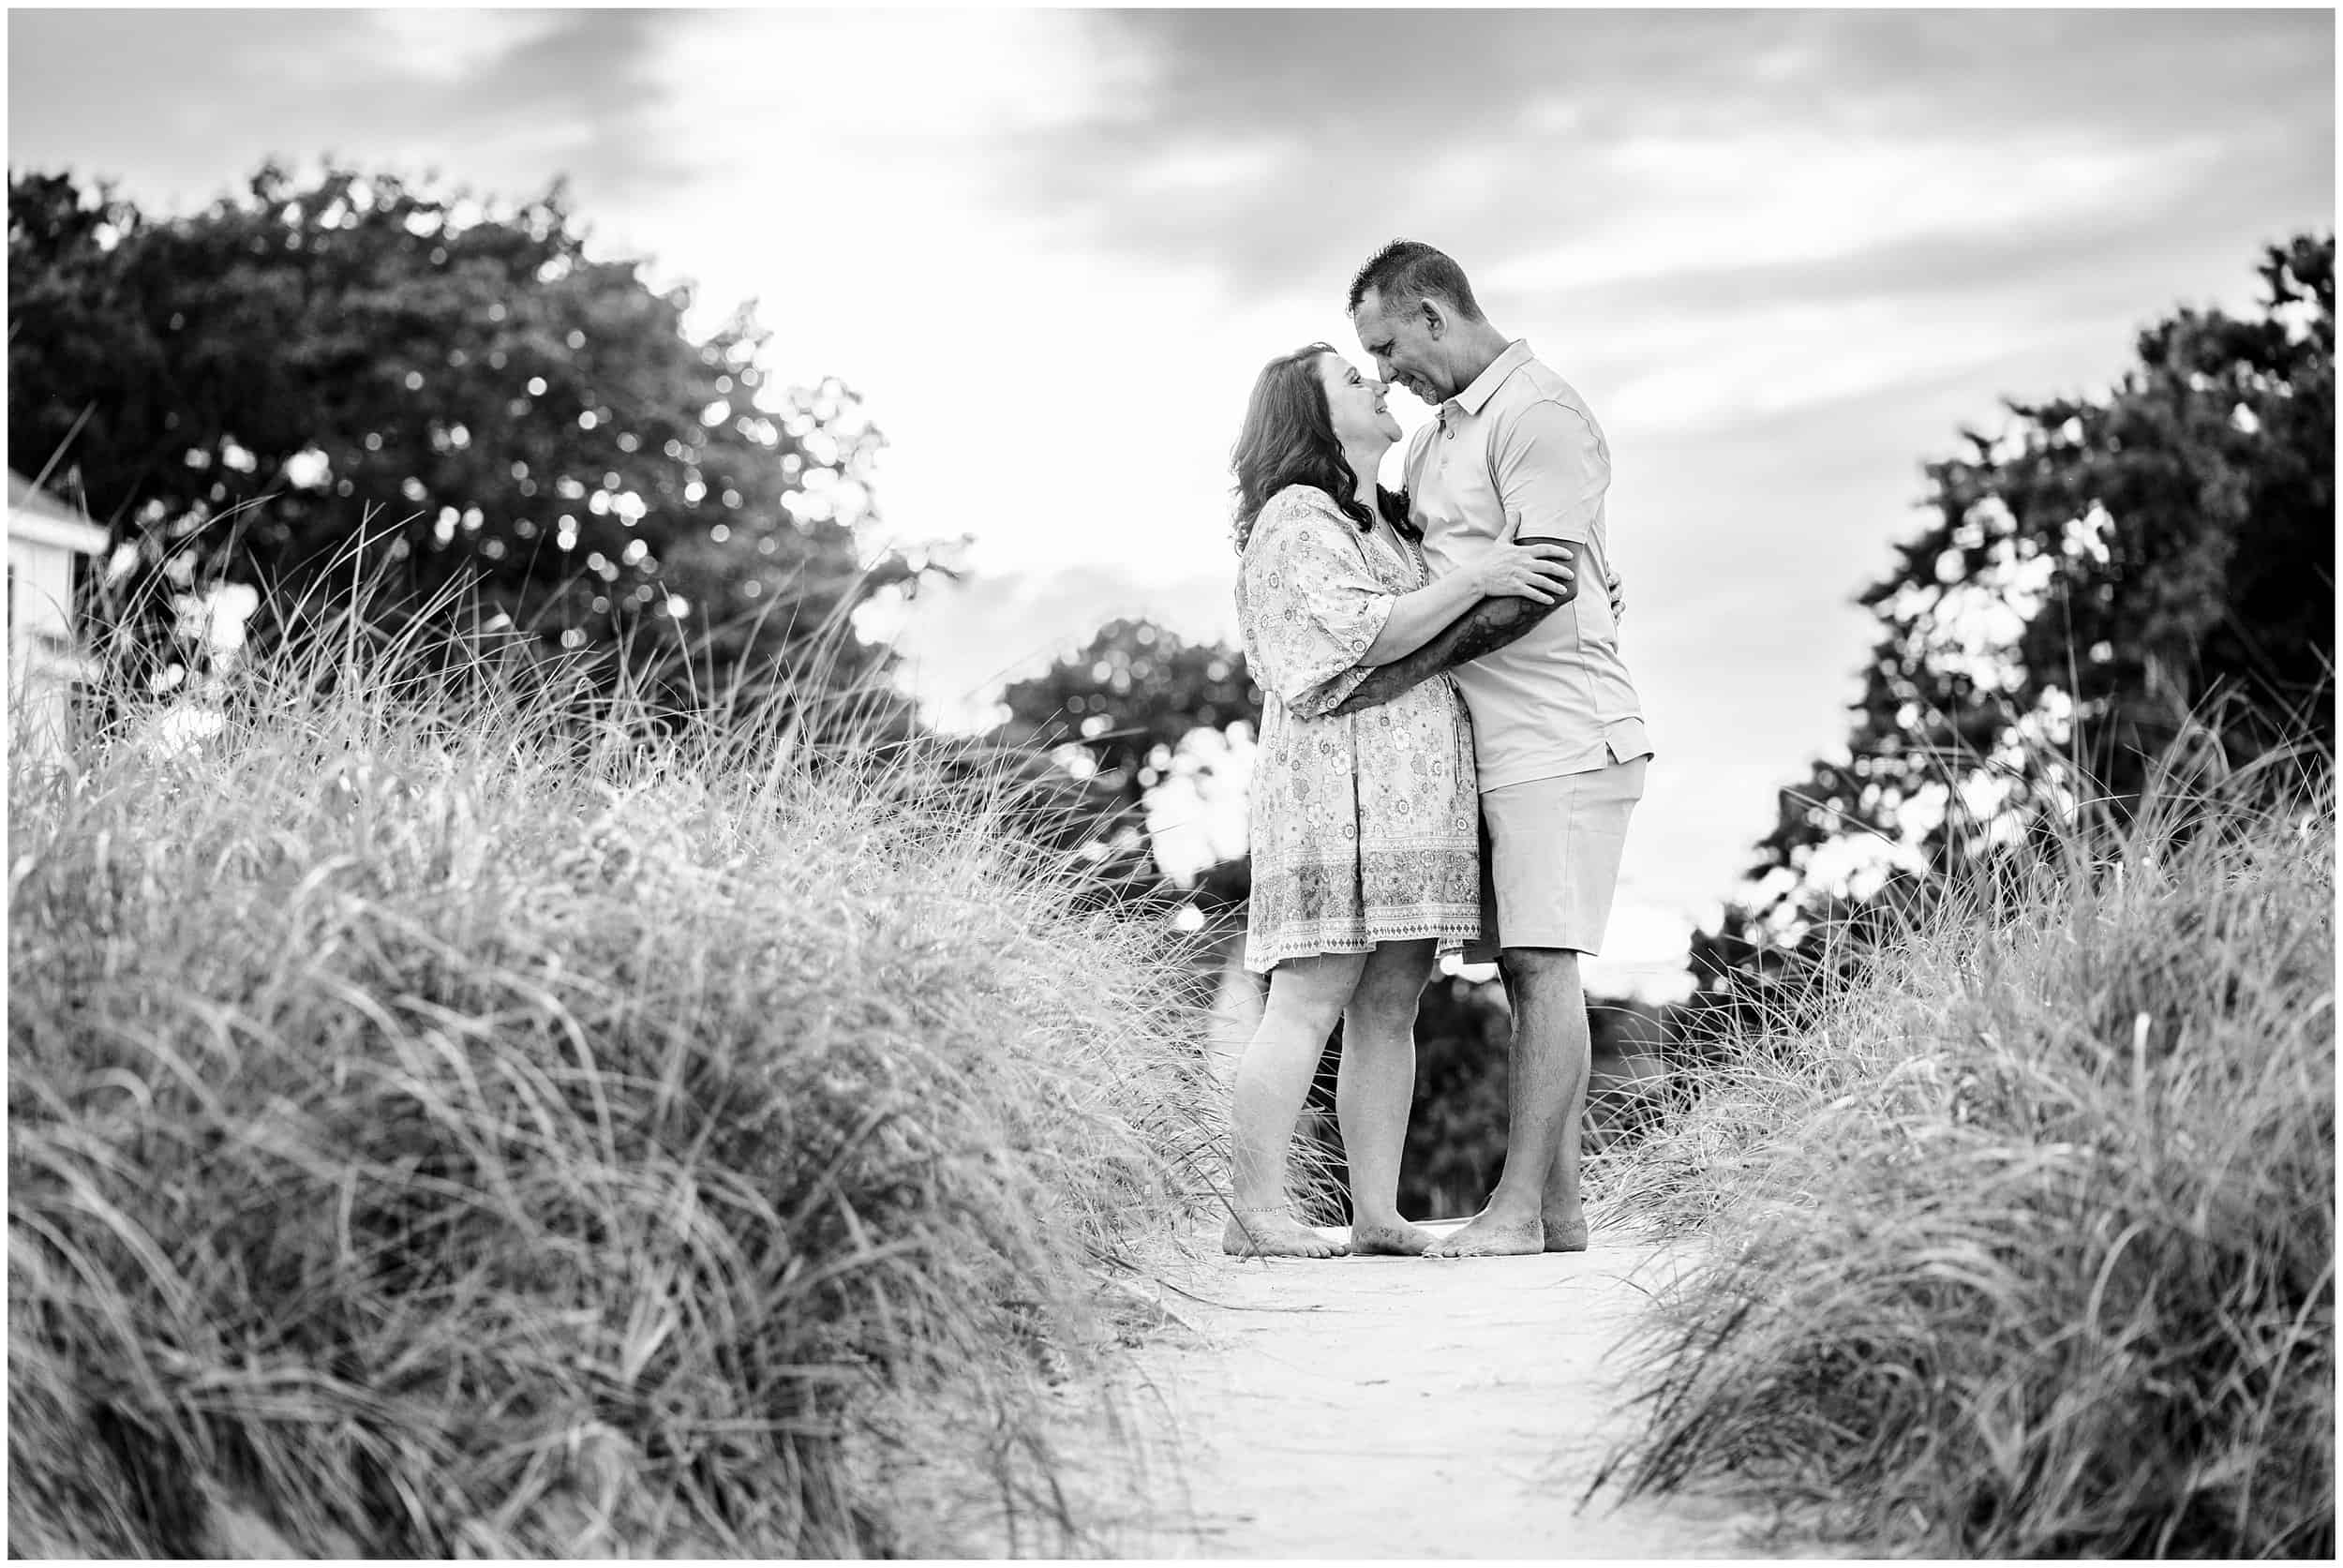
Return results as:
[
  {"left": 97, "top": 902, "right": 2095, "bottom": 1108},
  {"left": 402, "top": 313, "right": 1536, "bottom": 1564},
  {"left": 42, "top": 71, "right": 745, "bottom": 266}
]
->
[{"left": 1243, "top": 918, "right": 1482, "bottom": 976}]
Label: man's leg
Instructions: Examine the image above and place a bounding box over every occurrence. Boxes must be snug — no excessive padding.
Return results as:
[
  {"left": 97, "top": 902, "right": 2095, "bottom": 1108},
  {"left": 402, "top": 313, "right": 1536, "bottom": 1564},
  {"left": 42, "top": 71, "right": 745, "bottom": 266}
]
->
[
  {"left": 1424, "top": 946, "right": 1585, "bottom": 1258},
  {"left": 1538, "top": 757, "right": 1645, "bottom": 1249},
  {"left": 1337, "top": 939, "right": 1442, "bottom": 1256},
  {"left": 1541, "top": 1011, "right": 1592, "bottom": 1252}
]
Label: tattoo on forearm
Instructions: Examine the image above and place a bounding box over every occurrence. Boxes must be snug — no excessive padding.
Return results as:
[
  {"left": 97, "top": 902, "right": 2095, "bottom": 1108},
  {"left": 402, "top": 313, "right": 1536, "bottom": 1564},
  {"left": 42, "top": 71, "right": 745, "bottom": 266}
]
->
[{"left": 1330, "top": 594, "right": 1565, "bottom": 714}]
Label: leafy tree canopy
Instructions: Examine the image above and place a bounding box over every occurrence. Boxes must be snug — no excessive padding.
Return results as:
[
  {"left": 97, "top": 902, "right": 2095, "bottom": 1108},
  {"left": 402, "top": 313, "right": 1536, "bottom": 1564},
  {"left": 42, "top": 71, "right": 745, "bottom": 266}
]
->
[
  {"left": 9, "top": 162, "right": 925, "bottom": 729},
  {"left": 1695, "top": 233, "right": 2334, "bottom": 1016},
  {"left": 997, "top": 616, "right": 1260, "bottom": 805}
]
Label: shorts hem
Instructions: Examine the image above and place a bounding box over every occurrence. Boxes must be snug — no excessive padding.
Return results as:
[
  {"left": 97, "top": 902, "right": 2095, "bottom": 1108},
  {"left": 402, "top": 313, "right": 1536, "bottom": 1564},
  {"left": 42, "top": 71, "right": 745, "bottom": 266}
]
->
[{"left": 1459, "top": 932, "right": 1602, "bottom": 963}]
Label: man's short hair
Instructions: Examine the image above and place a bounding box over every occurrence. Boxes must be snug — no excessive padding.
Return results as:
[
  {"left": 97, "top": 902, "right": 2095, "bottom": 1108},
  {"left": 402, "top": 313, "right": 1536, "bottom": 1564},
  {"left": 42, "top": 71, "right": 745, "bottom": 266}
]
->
[{"left": 1347, "top": 239, "right": 1485, "bottom": 322}]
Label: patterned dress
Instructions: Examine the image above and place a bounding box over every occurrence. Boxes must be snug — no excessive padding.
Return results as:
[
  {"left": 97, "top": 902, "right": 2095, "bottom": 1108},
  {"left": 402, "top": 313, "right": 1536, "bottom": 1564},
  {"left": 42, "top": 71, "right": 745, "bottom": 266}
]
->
[{"left": 1237, "top": 484, "right": 1481, "bottom": 973}]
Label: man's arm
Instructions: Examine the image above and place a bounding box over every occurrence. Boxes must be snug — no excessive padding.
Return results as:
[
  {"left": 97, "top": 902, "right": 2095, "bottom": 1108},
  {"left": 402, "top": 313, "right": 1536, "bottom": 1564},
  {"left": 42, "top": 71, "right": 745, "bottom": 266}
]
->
[
  {"left": 1335, "top": 398, "right": 1609, "bottom": 715},
  {"left": 1328, "top": 590, "right": 1563, "bottom": 714}
]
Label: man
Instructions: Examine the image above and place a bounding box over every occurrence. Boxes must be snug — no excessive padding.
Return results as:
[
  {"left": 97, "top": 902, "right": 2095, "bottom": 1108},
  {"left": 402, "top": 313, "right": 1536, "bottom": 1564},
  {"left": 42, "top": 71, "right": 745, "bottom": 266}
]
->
[{"left": 1336, "top": 239, "right": 1651, "bottom": 1259}]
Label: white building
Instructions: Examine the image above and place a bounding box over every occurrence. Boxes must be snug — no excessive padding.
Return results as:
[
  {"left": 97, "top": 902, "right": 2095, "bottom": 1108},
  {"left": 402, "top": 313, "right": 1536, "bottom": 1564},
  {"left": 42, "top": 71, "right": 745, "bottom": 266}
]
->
[{"left": 8, "top": 470, "right": 108, "bottom": 759}]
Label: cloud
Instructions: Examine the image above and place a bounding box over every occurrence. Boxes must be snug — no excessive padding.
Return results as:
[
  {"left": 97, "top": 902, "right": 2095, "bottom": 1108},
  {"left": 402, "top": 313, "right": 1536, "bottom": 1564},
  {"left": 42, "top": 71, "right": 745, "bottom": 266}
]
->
[
  {"left": 974, "top": 8, "right": 2333, "bottom": 316},
  {"left": 7, "top": 6, "right": 2330, "bottom": 987},
  {"left": 353, "top": 9, "right": 574, "bottom": 83},
  {"left": 7, "top": 9, "right": 686, "bottom": 208},
  {"left": 1484, "top": 131, "right": 2225, "bottom": 297}
]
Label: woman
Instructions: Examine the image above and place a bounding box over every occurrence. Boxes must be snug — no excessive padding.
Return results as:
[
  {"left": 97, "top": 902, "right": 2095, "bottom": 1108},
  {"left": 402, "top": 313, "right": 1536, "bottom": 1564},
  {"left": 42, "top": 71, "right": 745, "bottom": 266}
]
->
[{"left": 1224, "top": 344, "right": 1574, "bottom": 1258}]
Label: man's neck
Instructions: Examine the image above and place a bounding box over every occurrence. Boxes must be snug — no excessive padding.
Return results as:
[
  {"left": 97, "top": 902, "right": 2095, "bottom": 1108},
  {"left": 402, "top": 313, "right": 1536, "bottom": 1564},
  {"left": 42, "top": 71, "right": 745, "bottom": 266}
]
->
[{"left": 1446, "top": 321, "right": 1515, "bottom": 397}]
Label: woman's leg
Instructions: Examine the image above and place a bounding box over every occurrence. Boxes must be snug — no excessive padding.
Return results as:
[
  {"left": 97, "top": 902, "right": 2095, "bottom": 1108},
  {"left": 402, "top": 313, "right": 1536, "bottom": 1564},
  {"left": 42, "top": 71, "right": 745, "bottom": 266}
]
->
[
  {"left": 1225, "top": 949, "right": 1369, "bottom": 1257},
  {"left": 1338, "top": 938, "right": 1441, "bottom": 1256}
]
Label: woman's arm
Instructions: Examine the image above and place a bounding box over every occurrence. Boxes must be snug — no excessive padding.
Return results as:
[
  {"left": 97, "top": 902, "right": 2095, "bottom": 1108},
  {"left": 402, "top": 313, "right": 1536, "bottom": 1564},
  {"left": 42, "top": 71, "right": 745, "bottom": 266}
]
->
[
  {"left": 1360, "top": 532, "right": 1575, "bottom": 665},
  {"left": 1333, "top": 592, "right": 1561, "bottom": 713}
]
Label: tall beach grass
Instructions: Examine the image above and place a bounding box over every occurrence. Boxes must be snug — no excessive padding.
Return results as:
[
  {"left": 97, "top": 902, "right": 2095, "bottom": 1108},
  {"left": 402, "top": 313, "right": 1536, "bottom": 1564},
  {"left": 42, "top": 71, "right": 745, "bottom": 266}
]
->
[
  {"left": 8, "top": 602, "right": 1221, "bottom": 1556},
  {"left": 1596, "top": 750, "right": 2335, "bottom": 1557}
]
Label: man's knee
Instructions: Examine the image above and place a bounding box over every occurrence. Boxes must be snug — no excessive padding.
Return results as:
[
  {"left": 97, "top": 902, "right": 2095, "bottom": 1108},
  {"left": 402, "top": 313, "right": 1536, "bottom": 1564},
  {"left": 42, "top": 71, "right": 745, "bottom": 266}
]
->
[
  {"left": 1498, "top": 948, "right": 1590, "bottom": 1055},
  {"left": 1498, "top": 945, "right": 1582, "bottom": 996}
]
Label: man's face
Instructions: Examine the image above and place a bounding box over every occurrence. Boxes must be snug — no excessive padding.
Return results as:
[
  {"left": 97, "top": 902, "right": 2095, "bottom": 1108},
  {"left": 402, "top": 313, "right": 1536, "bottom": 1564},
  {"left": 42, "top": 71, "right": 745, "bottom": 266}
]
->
[{"left": 1352, "top": 289, "right": 1450, "bottom": 407}]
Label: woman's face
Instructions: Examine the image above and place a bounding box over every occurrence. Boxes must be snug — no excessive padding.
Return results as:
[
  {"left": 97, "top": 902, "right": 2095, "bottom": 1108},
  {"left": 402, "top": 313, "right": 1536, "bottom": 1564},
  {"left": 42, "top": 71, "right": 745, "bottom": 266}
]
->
[{"left": 1317, "top": 353, "right": 1401, "bottom": 449}]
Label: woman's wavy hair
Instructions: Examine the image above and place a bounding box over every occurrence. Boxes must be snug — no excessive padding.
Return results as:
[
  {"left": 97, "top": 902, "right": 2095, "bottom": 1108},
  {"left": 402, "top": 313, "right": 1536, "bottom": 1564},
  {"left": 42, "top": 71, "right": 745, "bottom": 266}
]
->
[{"left": 1230, "top": 342, "right": 1414, "bottom": 554}]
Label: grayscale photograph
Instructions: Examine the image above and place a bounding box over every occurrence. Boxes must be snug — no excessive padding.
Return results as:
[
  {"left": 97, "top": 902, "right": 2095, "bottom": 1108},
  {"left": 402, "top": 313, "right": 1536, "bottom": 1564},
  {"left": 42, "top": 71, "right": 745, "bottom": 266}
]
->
[{"left": 7, "top": 6, "right": 2335, "bottom": 1560}]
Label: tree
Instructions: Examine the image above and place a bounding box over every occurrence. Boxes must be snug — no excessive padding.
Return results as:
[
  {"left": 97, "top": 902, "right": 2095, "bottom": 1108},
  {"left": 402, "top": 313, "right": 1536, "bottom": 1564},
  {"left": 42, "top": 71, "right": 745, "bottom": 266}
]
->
[
  {"left": 1695, "top": 233, "right": 2335, "bottom": 1010},
  {"left": 8, "top": 163, "right": 920, "bottom": 732},
  {"left": 987, "top": 617, "right": 1261, "bottom": 951},
  {"left": 997, "top": 617, "right": 1260, "bottom": 806}
]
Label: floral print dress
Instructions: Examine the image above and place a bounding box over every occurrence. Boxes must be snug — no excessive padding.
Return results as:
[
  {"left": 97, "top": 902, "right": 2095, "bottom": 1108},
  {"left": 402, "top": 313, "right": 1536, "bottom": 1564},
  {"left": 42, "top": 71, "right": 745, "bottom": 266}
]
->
[{"left": 1237, "top": 484, "right": 1480, "bottom": 974}]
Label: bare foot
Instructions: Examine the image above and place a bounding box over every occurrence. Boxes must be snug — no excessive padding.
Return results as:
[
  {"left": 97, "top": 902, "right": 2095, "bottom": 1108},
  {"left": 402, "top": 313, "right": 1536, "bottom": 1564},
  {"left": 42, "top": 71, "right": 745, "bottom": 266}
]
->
[
  {"left": 1543, "top": 1214, "right": 1589, "bottom": 1253},
  {"left": 1424, "top": 1211, "right": 1544, "bottom": 1259},
  {"left": 1347, "top": 1219, "right": 1440, "bottom": 1257},
  {"left": 1222, "top": 1210, "right": 1348, "bottom": 1259}
]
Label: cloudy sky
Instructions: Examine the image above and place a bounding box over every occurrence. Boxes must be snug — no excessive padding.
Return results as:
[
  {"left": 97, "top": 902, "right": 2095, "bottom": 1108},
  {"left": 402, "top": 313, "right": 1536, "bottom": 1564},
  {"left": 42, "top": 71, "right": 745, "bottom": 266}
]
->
[{"left": 9, "top": 7, "right": 2334, "bottom": 997}]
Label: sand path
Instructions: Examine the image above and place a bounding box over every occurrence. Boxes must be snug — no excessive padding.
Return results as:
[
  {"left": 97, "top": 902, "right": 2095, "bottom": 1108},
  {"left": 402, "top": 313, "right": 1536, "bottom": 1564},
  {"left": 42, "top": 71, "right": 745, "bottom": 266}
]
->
[{"left": 1055, "top": 1219, "right": 1790, "bottom": 1559}]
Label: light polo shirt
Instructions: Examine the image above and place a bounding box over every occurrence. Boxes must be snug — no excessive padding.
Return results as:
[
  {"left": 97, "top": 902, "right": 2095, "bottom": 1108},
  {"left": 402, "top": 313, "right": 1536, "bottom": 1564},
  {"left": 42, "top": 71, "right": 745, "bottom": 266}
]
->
[{"left": 1407, "top": 338, "right": 1652, "bottom": 790}]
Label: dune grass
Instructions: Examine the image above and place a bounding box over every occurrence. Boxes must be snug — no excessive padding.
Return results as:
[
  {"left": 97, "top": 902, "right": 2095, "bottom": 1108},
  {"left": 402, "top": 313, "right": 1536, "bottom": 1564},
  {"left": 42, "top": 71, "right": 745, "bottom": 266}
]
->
[
  {"left": 8, "top": 616, "right": 1221, "bottom": 1556},
  {"left": 1595, "top": 755, "right": 2336, "bottom": 1557}
]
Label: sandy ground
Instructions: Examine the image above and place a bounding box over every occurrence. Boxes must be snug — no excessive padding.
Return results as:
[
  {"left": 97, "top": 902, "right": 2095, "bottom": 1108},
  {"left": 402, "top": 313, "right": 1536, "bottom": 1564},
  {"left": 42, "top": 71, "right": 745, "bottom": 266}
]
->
[
  {"left": 212, "top": 1218, "right": 1795, "bottom": 1560},
  {"left": 1037, "top": 1218, "right": 1796, "bottom": 1560}
]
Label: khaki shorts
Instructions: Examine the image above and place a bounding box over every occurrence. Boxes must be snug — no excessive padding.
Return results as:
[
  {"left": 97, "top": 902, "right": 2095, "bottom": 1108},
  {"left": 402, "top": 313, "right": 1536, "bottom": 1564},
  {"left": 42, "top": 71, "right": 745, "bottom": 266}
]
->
[{"left": 1466, "top": 755, "right": 1648, "bottom": 961}]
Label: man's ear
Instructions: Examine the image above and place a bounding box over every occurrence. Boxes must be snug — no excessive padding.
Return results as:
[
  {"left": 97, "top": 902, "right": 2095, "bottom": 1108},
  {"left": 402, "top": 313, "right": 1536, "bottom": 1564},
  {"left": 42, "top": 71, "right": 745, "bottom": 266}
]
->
[{"left": 1419, "top": 297, "right": 1447, "bottom": 339}]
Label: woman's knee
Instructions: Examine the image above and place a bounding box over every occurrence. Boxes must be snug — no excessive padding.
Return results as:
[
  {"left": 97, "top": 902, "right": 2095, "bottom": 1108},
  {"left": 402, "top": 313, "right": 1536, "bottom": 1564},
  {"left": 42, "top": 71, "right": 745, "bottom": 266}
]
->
[
  {"left": 1261, "top": 996, "right": 1349, "bottom": 1043},
  {"left": 1349, "top": 977, "right": 1428, "bottom": 1030},
  {"left": 1263, "top": 952, "right": 1368, "bottom": 1032},
  {"left": 1347, "top": 945, "right": 1436, "bottom": 1031}
]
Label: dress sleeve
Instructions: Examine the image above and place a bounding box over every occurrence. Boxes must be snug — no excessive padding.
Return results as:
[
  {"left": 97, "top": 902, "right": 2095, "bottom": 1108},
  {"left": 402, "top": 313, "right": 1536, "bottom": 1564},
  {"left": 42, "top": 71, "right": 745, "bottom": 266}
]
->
[{"left": 1241, "top": 493, "right": 1397, "bottom": 718}]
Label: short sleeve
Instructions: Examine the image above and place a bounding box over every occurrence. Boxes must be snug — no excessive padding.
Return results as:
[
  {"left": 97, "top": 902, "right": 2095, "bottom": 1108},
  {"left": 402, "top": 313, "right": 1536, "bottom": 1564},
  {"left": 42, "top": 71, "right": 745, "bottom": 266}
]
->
[
  {"left": 1240, "top": 490, "right": 1397, "bottom": 717},
  {"left": 1491, "top": 398, "right": 1609, "bottom": 545}
]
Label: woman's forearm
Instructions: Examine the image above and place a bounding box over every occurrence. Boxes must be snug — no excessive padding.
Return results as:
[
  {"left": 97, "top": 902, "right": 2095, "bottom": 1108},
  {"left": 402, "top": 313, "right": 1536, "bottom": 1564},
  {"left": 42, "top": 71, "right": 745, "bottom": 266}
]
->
[{"left": 1361, "top": 567, "right": 1487, "bottom": 665}]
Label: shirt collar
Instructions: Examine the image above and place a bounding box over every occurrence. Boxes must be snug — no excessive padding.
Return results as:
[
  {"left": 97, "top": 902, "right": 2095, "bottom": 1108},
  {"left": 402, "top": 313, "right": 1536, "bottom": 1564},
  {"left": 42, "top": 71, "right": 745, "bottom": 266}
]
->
[{"left": 1445, "top": 338, "right": 1533, "bottom": 420}]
